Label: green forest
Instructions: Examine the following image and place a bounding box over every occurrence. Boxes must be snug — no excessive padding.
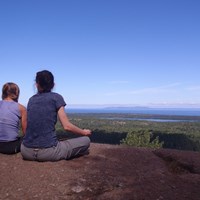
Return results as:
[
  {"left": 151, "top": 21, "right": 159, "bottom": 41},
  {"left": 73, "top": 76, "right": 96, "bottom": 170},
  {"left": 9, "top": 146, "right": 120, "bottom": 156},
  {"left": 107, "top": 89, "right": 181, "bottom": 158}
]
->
[{"left": 56, "top": 113, "right": 200, "bottom": 152}]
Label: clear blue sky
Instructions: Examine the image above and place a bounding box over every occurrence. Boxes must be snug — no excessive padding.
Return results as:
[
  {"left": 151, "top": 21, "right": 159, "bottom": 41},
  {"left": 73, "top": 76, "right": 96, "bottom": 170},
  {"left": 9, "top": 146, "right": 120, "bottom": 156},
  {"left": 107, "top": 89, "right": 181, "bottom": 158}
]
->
[{"left": 0, "top": 0, "right": 200, "bottom": 108}]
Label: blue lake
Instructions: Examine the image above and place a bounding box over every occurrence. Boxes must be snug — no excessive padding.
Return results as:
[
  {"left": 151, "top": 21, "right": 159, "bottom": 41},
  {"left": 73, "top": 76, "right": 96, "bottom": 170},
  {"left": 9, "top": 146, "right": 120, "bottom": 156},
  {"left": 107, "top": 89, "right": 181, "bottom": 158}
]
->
[
  {"left": 66, "top": 108, "right": 200, "bottom": 122},
  {"left": 67, "top": 108, "right": 200, "bottom": 116}
]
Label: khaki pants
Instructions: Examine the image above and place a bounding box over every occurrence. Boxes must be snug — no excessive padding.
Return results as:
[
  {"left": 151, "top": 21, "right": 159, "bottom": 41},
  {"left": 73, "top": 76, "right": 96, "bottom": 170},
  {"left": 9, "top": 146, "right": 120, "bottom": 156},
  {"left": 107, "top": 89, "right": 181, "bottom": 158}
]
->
[{"left": 21, "top": 136, "right": 90, "bottom": 161}]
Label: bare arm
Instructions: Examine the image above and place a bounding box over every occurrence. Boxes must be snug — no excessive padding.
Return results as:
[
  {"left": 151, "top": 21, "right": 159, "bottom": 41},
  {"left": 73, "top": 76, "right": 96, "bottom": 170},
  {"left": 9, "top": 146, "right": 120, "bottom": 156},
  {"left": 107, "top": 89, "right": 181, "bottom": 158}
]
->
[
  {"left": 19, "top": 104, "right": 27, "bottom": 135},
  {"left": 58, "top": 106, "right": 92, "bottom": 136}
]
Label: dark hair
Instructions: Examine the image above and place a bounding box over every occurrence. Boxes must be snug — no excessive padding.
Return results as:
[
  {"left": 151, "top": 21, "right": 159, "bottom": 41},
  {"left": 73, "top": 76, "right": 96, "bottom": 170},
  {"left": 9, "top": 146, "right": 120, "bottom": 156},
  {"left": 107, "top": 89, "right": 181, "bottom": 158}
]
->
[
  {"left": 2, "top": 82, "right": 20, "bottom": 102},
  {"left": 36, "top": 70, "right": 54, "bottom": 93}
]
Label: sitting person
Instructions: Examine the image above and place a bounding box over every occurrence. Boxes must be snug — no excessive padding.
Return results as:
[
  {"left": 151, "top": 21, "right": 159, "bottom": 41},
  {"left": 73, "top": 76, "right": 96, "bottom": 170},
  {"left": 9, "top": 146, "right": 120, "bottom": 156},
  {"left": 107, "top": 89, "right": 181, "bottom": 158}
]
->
[
  {"left": 21, "top": 70, "right": 91, "bottom": 161},
  {"left": 0, "top": 82, "right": 27, "bottom": 154}
]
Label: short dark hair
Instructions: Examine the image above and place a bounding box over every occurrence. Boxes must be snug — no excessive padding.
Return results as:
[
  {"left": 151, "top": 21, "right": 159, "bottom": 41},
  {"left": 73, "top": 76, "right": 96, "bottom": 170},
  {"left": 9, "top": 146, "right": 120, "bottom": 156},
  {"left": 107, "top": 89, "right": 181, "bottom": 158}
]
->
[
  {"left": 2, "top": 82, "right": 20, "bottom": 102},
  {"left": 36, "top": 70, "right": 54, "bottom": 93}
]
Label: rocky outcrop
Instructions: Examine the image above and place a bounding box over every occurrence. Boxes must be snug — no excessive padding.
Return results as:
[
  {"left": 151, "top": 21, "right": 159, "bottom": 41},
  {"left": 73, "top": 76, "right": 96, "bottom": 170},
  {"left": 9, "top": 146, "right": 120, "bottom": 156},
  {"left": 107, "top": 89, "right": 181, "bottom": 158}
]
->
[{"left": 0, "top": 143, "right": 200, "bottom": 200}]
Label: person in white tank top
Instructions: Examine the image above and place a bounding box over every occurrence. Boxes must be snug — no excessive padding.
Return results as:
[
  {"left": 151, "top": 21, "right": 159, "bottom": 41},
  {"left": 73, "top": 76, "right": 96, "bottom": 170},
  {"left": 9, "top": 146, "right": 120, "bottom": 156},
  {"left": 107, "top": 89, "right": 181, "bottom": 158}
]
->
[{"left": 0, "top": 82, "right": 27, "bottom": 154}]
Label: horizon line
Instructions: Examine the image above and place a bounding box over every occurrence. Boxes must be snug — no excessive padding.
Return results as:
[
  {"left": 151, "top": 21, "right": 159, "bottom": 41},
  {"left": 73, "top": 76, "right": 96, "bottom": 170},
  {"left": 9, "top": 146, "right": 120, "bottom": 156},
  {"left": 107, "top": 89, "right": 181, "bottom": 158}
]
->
[{"left": 66, "top": 103, "right": 200, "bottom": 109}]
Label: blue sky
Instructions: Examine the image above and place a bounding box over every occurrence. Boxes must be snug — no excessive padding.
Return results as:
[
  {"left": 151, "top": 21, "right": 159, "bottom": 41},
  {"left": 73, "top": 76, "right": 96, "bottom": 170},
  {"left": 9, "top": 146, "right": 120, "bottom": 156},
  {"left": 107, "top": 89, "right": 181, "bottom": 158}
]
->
[{"left": 0, "top": 0, "right": 200, "bottom": 108}]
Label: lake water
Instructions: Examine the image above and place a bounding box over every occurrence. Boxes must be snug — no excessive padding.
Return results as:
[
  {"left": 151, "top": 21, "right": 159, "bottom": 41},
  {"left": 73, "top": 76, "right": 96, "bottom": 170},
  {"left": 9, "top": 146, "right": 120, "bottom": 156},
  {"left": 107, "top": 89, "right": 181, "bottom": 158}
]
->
[
  {"left": 66, "top": 108, "right": 200, "bottom": 122},
  {"left": 67, "top": 108, "right": 200, "bottom": 116}
]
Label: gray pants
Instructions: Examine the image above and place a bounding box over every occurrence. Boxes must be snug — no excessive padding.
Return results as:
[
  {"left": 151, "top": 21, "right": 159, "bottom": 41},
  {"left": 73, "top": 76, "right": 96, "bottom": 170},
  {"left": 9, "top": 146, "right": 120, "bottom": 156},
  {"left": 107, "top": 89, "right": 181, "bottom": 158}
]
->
[{"left": 21, "top": 136, "right": 90, "bottom": 162}]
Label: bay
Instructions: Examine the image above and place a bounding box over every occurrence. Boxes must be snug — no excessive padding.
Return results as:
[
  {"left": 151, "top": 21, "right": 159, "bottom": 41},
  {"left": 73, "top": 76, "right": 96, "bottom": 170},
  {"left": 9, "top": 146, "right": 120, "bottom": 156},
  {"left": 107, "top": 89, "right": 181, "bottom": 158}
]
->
[
  {"left": 66, "top": 108, "right": 200, "bottom": 122},
  {"left": 67, "top": 108, "right": 200, "bottom": 116}
]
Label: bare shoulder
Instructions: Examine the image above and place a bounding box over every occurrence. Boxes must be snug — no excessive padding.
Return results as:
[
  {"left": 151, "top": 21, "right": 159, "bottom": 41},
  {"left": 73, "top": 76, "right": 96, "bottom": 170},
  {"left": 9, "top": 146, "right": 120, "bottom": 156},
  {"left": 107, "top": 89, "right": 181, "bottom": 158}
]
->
[{"left": 18, "top": 103, "right": 27, "bottom": 112}]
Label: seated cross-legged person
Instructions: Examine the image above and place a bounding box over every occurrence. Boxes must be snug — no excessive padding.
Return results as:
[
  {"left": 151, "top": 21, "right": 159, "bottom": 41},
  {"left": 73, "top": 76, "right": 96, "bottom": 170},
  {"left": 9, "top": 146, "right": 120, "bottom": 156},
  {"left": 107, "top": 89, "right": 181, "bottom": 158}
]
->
[
  {"left": 21, "top": 70, "right": 91, "bottom": 161},
  {"left": 0, "top": 82, "right": 27, "bottom": 154}
]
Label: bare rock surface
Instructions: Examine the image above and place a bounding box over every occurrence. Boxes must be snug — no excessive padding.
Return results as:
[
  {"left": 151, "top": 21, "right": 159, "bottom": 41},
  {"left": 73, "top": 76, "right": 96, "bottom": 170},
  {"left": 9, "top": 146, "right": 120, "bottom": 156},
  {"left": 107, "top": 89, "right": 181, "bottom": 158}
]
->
[{"left": 0, "top": 143, "right": 200, "bottom": 200}]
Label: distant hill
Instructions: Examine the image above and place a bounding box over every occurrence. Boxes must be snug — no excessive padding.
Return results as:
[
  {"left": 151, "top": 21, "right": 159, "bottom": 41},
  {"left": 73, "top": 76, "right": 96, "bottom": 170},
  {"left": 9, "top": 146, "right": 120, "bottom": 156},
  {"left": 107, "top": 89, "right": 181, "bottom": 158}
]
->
[{"left": 104, "top": 106, "right": 150, "bottom": 110}]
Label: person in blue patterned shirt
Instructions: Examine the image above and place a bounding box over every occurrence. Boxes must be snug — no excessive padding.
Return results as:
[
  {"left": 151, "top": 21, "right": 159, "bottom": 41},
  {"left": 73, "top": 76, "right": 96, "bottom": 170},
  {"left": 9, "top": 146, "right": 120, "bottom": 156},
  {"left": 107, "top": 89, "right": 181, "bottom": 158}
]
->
[{"left": 21, "top": 70, "right": 91, "bottom": 161}]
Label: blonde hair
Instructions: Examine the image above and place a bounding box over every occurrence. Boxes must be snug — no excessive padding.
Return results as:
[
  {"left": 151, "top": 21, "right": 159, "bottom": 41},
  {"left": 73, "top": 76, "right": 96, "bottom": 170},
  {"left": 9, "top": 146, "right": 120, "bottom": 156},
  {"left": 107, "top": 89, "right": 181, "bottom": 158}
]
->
[{"left": 2, "top": 82, "right": 20, "bottom": 102}]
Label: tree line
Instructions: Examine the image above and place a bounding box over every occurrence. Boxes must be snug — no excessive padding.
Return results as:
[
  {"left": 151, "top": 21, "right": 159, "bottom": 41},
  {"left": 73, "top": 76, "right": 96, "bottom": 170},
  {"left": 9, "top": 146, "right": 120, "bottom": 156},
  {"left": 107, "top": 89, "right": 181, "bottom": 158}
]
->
[{"left": 55, "top": 113, "right": 200, "bottom": 151}]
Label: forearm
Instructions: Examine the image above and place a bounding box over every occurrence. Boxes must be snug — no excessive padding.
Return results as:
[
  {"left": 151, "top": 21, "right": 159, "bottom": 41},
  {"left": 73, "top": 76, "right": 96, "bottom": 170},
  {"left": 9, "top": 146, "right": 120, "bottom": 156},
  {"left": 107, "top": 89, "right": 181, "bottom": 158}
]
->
[
  {"left": 63, "top": 122, "right": 86, "bottom": 136},
  {"left": 58, "top": 106, "right": 91, "bottom": 136}
]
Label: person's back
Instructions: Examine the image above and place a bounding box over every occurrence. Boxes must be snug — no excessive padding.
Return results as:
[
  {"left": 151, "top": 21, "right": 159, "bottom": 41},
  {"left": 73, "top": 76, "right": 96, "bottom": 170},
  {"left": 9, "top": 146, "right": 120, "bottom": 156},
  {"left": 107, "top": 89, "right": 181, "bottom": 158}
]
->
[
  {"left": 23, "top": 92, "right": 63, "bottom": 148},
  {"left": 0, "top": 82, "right": 27, "bottom": 154},
  {"left": 21, "top": 70, "right": 92, "bottom": 162},
  {"left": 0, "top": 100, "right": 21, "bottom": 141}
]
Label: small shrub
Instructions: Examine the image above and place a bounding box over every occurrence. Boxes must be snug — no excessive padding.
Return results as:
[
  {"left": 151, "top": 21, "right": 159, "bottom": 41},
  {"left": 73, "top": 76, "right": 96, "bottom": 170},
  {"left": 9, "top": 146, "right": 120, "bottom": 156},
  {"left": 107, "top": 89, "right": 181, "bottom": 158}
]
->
[{"left": 121, "top": 129, "right": 163, "bottom": 148}]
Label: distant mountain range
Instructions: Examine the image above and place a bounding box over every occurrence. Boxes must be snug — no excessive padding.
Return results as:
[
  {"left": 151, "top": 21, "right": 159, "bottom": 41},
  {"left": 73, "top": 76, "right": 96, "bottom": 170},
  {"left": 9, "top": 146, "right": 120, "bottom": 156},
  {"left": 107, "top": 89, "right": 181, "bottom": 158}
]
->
[
  {"left": 67, "top": 104, "right": 200, "bottom": 110},
  {"left": 104, "top": 106, "right": 149, "bottom": 110}
]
